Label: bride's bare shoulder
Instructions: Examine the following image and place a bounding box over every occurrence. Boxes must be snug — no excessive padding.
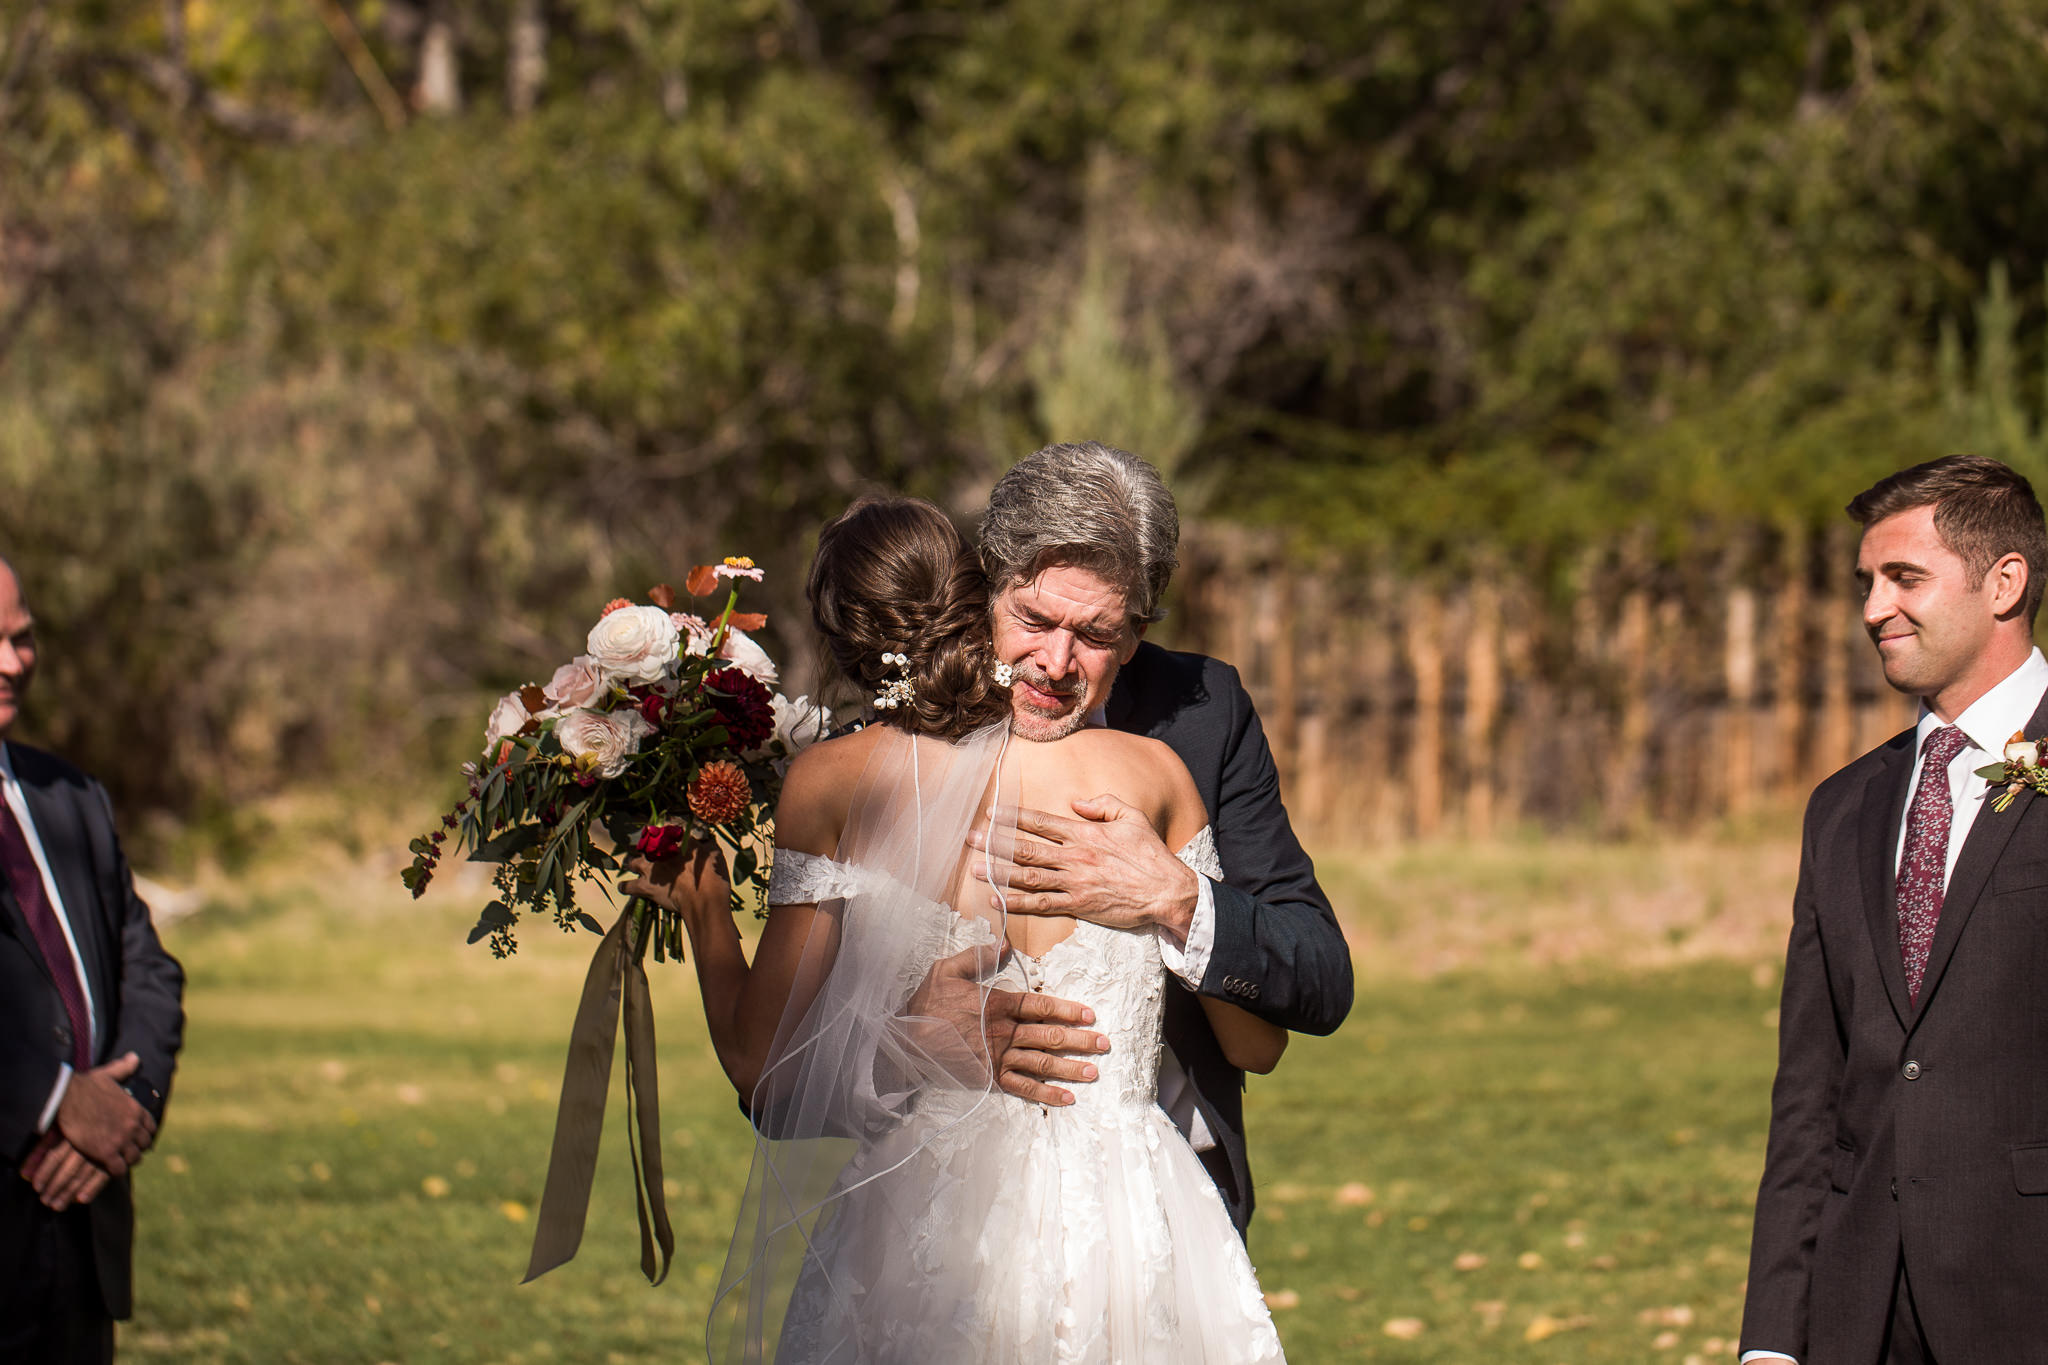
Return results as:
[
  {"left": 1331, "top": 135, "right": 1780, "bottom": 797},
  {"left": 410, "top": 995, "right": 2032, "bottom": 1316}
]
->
[
  {"left": 776, "top": 725, "right": 883, "bottom": 853},
  {"left": 1039, "top": 728, "right": 1199, "bottom": 831}
]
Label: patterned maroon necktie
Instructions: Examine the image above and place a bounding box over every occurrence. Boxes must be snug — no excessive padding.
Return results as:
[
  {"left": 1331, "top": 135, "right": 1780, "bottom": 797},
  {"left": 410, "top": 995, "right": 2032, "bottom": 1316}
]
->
[
  {"left": 0, "top": 796, "right": 92, "bottom": 1069},
  {"left": 1897, "top": 725, "right": 1970, "bottom": 1006}
]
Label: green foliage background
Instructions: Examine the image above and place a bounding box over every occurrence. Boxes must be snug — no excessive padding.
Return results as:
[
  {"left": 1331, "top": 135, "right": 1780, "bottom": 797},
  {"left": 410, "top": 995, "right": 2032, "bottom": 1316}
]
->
[{"left": 7, "top": 0, "right": 2048, "bottom": 812}]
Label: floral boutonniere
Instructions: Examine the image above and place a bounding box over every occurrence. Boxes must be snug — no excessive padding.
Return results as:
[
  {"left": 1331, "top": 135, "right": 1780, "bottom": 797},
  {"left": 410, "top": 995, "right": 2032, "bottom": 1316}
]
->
[{"left": 1974, "top": 732, "right": 2048, "bottom": 812}]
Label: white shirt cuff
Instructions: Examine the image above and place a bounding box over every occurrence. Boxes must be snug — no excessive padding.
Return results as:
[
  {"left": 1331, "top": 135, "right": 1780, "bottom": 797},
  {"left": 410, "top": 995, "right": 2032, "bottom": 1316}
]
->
[
  {"left": 39, "top": 1063, "right": 71, "bottom": 1134},
  {"left": 1739, "top": 1353, "right": 1798, "bottom": 1363},
  {"left": 1157, "top": 875, "right": 1216, "bottom": 988}
]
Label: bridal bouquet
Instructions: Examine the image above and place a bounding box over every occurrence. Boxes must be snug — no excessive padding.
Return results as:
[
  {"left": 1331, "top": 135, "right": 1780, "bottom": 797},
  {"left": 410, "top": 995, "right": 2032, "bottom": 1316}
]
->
[
  {"left": 401, "top": 559, "right": 829, "bottom": 1287},
  {"left": 404, "top": 558, "right": 828, "bottom": 959}
]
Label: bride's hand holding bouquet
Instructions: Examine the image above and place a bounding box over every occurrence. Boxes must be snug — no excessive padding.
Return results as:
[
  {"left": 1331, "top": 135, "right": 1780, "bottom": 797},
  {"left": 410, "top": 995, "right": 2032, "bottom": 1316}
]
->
[{"left": 401, "top": 557, "right": 827, "bottom": 1286}]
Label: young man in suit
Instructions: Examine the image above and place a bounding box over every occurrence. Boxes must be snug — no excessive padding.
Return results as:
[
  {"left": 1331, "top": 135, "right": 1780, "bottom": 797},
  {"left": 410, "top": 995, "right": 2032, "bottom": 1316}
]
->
[
  {"left": 0, "top": 558, "right": 185, "bottom": 1362},
  {"left": 966, "top": 441, "right": 1353, "bottom": 1234},
  {"left": 1741, "top": 456, "right": 2048, "bottom": 1364}
]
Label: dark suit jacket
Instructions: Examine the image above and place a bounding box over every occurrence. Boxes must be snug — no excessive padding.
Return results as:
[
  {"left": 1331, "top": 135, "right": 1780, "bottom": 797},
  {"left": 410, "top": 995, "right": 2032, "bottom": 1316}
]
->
[
  {"left": 0, "top": 743, "right": 185, "bottom": 1321},
  {"left": 1107, "top": 642, "right": 1354, "bottom": 1232},
  {"left": 1741, "top": 695, "right": 2048, "bottom": 1364}
]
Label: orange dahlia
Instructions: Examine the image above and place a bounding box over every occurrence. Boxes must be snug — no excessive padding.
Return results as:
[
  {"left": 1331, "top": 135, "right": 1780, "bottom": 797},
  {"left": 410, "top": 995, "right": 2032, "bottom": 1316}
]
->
[{"left": 687, "top": 760, "right": 751, "bottom": 825}]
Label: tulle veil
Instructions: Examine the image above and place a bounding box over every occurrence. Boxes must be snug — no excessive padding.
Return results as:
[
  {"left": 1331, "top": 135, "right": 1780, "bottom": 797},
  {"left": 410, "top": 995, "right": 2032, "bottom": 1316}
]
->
[{"left": 705, "top": 719, "right": 1020, "bottom": 1362}]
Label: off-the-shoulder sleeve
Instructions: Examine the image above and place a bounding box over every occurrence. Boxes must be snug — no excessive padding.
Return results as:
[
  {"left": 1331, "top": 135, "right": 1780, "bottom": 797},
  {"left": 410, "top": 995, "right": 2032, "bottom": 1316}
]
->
[
  {"left": 766, "top": 849, "right": 874, "bottom": 905},
  {"left": 1174, "top": 825, "right": 1223, "bottom": 880}
]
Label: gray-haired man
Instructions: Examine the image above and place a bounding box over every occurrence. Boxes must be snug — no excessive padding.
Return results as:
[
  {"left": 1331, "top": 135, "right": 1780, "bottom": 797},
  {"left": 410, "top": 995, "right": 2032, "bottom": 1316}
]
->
[{"left": 965, "top": 441, "right": 1353, "bottom": 1234}]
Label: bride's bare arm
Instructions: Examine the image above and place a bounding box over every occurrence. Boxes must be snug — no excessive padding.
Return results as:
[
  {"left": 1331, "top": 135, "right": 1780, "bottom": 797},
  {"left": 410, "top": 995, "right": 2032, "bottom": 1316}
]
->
[{"left": 622, "top": 744, "right": 851, "bottom": 1106}]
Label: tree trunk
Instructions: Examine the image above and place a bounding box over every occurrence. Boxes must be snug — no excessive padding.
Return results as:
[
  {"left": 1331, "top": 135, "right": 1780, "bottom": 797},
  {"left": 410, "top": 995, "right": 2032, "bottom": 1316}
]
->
[
  {"left": 415, "top": 0, "right": 460, "bottom": 115},
  {"left": 507, "top": 0, "right": 545, "bottom": 116}
]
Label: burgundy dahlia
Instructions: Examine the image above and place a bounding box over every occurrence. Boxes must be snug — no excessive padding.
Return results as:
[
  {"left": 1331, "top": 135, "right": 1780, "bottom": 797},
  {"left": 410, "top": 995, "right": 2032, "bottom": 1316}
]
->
[{"left": 705, "top": 667, "right": 775, "bottom": 749}]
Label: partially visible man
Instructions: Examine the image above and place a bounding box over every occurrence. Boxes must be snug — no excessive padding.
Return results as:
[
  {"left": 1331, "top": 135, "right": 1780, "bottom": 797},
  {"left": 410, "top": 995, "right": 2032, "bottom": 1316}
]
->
[
  {"left": 0, "top": 558, "right": 184, "bottom": 1363},
  {"left": 967, "top": 441, "right": 1353, "bottom": 1235},
  {"left": 1741, "top": 456, "right": 2048, "bottom": 1364}
]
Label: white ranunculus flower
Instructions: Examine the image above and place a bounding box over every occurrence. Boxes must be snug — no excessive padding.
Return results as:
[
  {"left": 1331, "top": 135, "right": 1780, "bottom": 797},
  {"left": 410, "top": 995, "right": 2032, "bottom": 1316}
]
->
[
  {"left": 544, "top": 655, "right": 609, "bottom": 710},
  {"left": 586, "top": 605, "right": 679, "bottom": 685},
  {"left": 2007, "top": 735, "right": 2040, "bottom": 769},
  {"left": 718, "top": 628, "right": 779, "bottom": 685},
  {"left": 761, "top": 693, "right": 832, "bottom": 771},
  {"left": 554, "top": 708, "right": 656, "bottom": 779},
  {"left": 484, "top": 691, "right": 533, "bottom": 754}
]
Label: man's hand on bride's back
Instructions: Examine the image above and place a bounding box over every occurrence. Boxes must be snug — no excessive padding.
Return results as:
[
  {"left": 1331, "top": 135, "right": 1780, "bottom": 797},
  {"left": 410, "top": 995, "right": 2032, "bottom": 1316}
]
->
[
  {"left": 903, "top": 944, "right": 1109, "bottom": 1107},
  {"left": 968, "top": 794, "right": 1199, "bottom": 942}
]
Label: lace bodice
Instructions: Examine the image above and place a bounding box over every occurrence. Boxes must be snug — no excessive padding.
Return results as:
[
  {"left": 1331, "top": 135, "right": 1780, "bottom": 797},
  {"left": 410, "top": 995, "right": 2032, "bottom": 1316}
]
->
[
  {"left": 768, "top": 829, "right": 1222, "bottom": 1119},
  {"left": 765, "top": 824, "right": 1282, "bottom": 1362}
]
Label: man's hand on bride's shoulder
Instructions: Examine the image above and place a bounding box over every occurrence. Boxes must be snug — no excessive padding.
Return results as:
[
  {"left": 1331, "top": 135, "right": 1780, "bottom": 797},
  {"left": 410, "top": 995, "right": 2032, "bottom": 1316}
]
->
[
  {"left": 968, "top": 794, "right": 1199, "bottom": 941},
  {"left": 620, "top": 843, "right": 728, "bottom": 918}
]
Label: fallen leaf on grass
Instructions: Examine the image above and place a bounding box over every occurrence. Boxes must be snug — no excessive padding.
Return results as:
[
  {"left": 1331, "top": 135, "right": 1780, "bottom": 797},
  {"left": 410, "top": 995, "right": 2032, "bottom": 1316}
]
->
[
  {"left": 1517, "top": 1251, "right": 1544, "bottom": 1269},
  {"left": 1639, "top": 1305, "right": 1696, "bottom": 1327},
  {"left": 1264, "top": 1290, "right": 1300, "bottom": 1310},
  {"left": 1334, "top": 1181, "right": 1374, "bottom": 1206},
  {"left": 500, "top": 1200, "right": 528, "bottom": 1222},
  {"left": 421, "top": 1176, "right": 450, "bottom": 1199},
  {"left": 1453, "top": 1252, "right": 1488, "bottom": 1271},
  {"left": 1525, "top": 1313, "right": 1594, "bottom": 1342},
  {"left": 1383, "top": 1318, "right": 1425, "bottom": 1340}
]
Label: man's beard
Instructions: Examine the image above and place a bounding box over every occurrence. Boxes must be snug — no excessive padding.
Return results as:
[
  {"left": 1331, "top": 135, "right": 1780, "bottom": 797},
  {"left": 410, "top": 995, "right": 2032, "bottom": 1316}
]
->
[{"left": 1007, "top": 664, "right": 1089, "bottom": 742}]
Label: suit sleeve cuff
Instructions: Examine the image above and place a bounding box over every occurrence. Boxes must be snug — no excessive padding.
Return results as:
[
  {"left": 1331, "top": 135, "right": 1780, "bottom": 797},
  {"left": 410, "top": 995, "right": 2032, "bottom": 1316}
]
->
[
  {"left": 1158, "top": 875, "right": 1216, "bottom": 988},
  {"left": 1739, "top": 1353, "right": 1798, "bottom": 1363},
  {"left": 39, "top": 1064, "right": 71, "bottom": 1135}
]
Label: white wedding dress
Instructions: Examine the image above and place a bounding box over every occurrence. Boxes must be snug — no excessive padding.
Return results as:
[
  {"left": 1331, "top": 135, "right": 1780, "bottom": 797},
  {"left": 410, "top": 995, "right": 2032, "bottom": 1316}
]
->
[{"left": 745, "top": 828, "right": 1287, "bottom": 1364}]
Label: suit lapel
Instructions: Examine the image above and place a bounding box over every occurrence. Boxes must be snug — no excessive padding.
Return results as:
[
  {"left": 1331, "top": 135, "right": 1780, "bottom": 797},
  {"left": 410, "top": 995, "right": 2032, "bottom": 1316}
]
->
[
  {"left": 1857, "top": 731, "right": 1918, "bottom": 1029},
  {"left": 1104, "top": 653, "right": 1141, "bottom": 733},
  {"left": 10, "top": 763, "right": 104, "bottom": 1036},
  {"left": 1911, "top": 691, "right": 2048, "bottom": 1026}
]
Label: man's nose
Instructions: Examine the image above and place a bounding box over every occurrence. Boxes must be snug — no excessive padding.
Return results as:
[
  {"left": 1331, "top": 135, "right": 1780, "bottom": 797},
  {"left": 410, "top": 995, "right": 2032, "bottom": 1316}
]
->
[
  {"left": 0, "top": 641, "right": 19, "bottom": 676},
  {"left": 1863, "top": 582, "right": 1894, "bottom": 629},
  {"left": 1039, "top": 633, "right": 1074, "bottom": 678}
]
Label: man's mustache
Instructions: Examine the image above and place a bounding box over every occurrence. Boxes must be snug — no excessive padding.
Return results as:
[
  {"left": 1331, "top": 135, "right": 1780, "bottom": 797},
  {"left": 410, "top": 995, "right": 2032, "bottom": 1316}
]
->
[{"left": 1009, "top": 665, "right": 1079, "bottom": 700}]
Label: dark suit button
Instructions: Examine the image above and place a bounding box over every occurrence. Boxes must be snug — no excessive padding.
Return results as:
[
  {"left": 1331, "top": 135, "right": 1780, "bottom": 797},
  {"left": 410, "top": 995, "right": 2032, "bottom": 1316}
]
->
[
  {"left": 1902, "top": 1060, "right": 1922, "bottom": 1081},
  {"left": 1243, "top": 982, "right": 1260, "bottom": 1000}
]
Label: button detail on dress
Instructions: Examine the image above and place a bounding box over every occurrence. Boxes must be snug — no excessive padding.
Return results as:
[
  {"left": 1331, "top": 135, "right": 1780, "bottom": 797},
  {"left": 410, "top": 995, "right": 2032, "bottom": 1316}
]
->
[{"left": 1902, "top": 1060, "right": 1923, "bottom": 1081}]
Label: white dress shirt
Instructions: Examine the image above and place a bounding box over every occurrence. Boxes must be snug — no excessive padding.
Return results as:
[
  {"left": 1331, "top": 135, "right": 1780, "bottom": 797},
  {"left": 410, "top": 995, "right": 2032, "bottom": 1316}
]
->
[
  {"left": 0, "top": 741, "right": 99, "bottom": 1133},
  {"left": 1742, "top": 648, "right": 2048, "bottom": 1365},
  {"left": 1087, "top": 705, "right": 1220, "bottom": 1151}
]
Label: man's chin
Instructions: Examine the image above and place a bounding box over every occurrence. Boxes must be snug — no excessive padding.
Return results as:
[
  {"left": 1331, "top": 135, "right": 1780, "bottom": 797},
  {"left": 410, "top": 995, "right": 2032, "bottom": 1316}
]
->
[{"left": 1010, "top": 705, "right": 1088, "bottom": 743}]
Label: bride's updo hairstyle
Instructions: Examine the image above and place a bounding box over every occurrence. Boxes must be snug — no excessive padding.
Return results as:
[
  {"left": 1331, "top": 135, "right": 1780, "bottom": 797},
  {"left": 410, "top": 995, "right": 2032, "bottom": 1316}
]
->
[{"left": 807, "top": 496, "right": 1011, "bottom": 740}]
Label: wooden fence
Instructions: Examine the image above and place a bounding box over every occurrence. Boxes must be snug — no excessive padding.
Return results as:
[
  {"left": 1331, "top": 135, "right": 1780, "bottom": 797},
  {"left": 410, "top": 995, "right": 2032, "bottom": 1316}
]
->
[{"left": 1155, "top": 526, "right": 1919, "bottom": 843}]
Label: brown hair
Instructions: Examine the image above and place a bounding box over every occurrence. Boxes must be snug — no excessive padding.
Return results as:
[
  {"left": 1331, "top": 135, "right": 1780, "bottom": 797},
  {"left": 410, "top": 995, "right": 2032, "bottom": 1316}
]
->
[
  {"left": 807, "top": 497, "right": 1011, "bottom": 740},
  {"left": 1846, "top": 455, "right": 2048, "bottom": 625}
]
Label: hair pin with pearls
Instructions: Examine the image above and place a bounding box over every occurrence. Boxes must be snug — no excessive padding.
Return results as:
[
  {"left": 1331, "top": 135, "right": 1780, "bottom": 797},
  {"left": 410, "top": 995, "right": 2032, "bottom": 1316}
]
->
[{"left": 875, "top": 651, "right": 916, "bottom": 711}]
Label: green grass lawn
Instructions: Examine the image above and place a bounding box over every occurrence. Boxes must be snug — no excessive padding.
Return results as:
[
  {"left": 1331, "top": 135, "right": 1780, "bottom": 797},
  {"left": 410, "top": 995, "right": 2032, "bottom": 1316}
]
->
[{"left": 123, "top": 838, "right": 1794, "bottom": 1363}]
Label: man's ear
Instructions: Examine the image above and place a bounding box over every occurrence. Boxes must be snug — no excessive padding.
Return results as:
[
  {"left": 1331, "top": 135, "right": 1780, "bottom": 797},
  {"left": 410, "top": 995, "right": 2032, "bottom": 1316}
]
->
[
  {"left": 1118, "top": 621, "right": 1147, "bottom": 665},
  {"left": 1990, "top": 551, "right": 2030, "bottom": 619}
]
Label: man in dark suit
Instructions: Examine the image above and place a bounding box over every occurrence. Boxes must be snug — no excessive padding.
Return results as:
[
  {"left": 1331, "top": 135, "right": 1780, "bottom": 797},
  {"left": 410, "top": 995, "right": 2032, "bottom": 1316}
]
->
[
  {"left": 0, "top": 558, "right": 185, "bottom": 1362},
  {"left": 1741, "top": 456, "right": 2048, "bottom": 1365},
  {"left": 967, "top": 442, "right": 1353, "bottom": 1233}
]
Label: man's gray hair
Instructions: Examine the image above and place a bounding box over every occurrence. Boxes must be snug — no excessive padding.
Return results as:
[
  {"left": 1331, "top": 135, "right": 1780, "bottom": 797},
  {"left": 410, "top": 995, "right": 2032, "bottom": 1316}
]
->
[{"left": 980, "top": 442, "right": 1181, "bottom": 624}]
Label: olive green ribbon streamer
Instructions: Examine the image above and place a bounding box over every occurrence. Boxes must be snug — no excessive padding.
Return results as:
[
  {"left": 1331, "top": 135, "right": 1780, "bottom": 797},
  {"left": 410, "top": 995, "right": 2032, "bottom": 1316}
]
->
[{"left": 522, "top": 900, "right": 675, "bottom": 1286}]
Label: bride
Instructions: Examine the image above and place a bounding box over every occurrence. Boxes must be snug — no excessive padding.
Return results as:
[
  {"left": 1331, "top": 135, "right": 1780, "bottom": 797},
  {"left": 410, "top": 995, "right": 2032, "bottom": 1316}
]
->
[{"left": 627, "top": 496, "right": 1287, "bottom": 1363}]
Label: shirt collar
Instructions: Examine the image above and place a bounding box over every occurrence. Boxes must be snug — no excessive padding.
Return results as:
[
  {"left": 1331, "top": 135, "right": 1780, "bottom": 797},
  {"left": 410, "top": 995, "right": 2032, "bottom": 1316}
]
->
[
  {"left": 0, "top": 740, "right": 15, "bottom": 793},
  {"left": 1918, "top": 647, "right": 2048, "bottom": 761},
  {"left": 1085, "top": 704, "right": 1108, "bottom": 729}
]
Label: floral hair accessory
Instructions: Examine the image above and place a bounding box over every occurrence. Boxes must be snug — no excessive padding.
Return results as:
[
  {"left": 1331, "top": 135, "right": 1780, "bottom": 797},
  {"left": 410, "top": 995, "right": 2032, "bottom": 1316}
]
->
[
  {"left": 1974, "top": 730, "right": 2048, "bottom": 812},
  {"left": 874, "top": 652, "right": 915, "bottom": 711},
  {"left": 992, "top": 661, "right": 1015, "bottom": 688}
]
